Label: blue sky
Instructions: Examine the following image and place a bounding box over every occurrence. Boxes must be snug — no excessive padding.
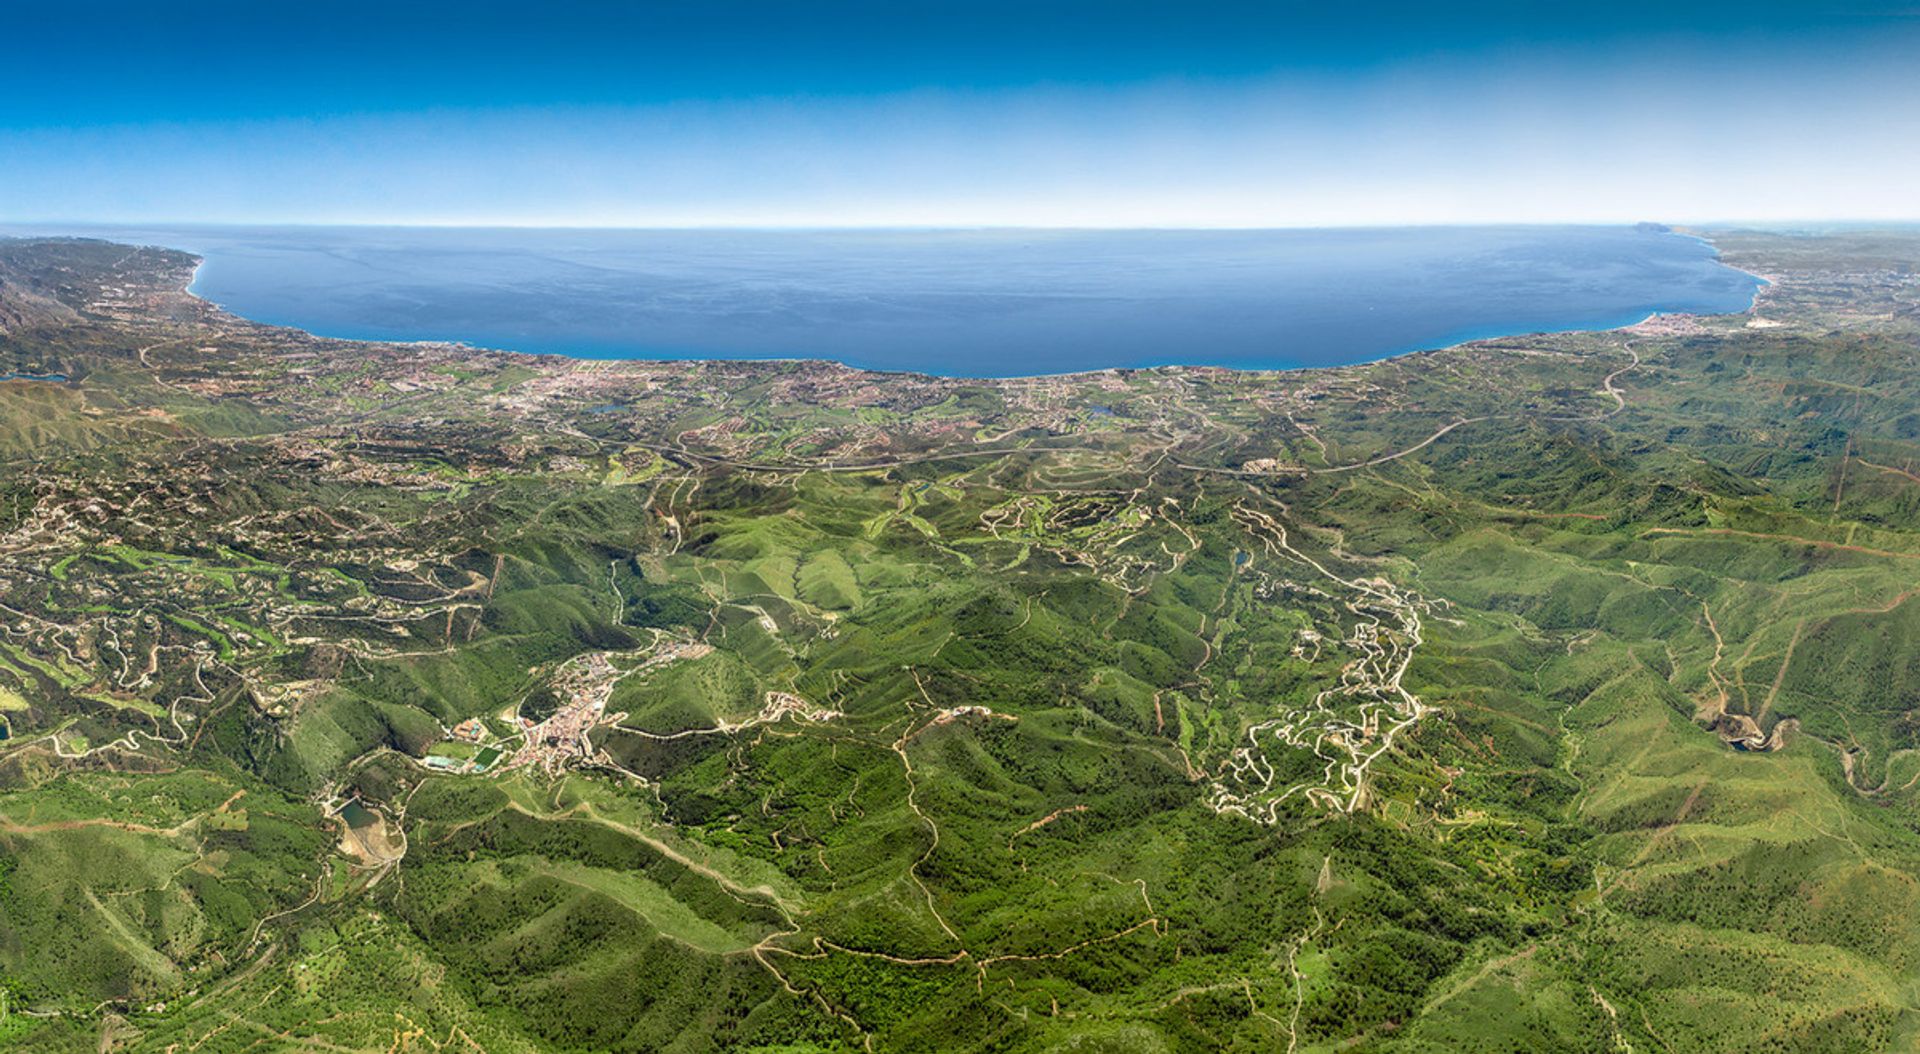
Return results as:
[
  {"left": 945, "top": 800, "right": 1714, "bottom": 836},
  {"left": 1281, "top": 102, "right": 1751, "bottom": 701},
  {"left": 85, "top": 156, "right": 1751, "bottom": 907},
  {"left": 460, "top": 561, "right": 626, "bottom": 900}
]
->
[{"left": 3, "top": 1, "right": 1917, "bottom": 226}]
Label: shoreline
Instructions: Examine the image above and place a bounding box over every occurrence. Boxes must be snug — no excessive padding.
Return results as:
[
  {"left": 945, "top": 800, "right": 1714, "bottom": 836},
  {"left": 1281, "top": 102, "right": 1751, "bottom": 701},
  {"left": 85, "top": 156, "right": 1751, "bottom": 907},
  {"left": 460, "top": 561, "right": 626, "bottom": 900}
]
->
[{"left": 43, "top": 227, "right": 1770, "bottom": 385}]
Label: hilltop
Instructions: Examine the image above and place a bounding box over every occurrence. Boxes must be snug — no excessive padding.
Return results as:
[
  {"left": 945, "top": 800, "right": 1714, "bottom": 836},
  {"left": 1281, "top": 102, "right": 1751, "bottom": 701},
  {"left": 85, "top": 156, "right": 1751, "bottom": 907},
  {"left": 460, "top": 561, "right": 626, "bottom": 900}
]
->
[{"left": 1, "top": 228, "right": 1919, "bottom": 1051}]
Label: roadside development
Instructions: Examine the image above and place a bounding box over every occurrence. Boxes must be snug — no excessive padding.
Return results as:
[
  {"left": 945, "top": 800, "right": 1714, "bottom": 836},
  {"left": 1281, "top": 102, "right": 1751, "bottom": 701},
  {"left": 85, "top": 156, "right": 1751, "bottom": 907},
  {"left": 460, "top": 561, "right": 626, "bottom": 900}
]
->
[{"left": 1, "top": 229, "right": 1918, "bottom": 1052}]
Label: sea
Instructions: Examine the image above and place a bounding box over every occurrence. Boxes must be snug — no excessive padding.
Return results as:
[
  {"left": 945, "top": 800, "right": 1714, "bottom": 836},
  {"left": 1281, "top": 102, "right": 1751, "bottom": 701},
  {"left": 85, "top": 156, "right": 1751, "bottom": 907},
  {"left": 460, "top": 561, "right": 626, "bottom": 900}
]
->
[{"left": 2, "top": 224, "right": 1762, "bottom": 377}]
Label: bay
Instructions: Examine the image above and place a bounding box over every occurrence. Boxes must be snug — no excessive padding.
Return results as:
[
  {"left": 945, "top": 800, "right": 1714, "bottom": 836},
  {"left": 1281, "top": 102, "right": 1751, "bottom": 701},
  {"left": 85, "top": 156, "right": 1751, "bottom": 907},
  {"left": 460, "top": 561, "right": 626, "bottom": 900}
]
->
[{"left": 7, "top": 224, "right": 1761, "bottom": 377}]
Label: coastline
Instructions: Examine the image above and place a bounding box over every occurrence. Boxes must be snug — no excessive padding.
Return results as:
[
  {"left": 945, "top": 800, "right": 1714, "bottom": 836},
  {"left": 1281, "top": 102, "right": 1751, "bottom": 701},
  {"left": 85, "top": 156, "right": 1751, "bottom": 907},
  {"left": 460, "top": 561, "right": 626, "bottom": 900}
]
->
[{"left": 46, "top": 226, "right": 1770, "bottom": 385}]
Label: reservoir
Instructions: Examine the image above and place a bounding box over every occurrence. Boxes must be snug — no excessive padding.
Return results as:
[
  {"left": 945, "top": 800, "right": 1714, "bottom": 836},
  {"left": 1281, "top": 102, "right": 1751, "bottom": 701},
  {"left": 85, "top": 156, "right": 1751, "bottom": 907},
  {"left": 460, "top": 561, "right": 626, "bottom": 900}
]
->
[
  {"left": 336, "top": 799, "right": 377, "bottom": 829},
  {"left": 8, "top": 224, "right": 1761, "bottom": 378}
]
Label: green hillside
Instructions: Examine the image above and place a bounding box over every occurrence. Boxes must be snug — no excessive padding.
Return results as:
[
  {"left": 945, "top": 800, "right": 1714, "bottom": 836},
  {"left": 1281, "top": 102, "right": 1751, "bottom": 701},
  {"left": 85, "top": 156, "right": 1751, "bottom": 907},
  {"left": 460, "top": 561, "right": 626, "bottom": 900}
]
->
[{"left": 2, "top": 229, "right": 1920, "bottom": 1050}]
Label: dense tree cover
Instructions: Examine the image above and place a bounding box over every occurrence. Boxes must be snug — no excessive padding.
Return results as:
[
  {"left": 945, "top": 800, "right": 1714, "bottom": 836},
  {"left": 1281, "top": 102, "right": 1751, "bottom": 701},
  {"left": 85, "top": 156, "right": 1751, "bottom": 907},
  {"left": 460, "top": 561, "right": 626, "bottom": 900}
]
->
[{"left": 1, "top": 231, "right": 1920, "bottom": 1050}]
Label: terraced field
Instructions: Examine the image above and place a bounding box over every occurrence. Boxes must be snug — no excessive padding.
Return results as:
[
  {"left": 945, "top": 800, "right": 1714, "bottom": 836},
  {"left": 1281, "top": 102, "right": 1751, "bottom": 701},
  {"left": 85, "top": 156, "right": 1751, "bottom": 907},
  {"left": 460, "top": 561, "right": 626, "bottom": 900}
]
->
[{"left": 0, "top": 229, "right": 1918, "bottom": 1050}]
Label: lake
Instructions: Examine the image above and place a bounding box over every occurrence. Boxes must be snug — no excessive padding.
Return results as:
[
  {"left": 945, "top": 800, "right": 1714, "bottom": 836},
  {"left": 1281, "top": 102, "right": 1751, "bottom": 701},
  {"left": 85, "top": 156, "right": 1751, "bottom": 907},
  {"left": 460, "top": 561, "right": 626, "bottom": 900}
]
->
[
  {"left": 336, "top": 799, "right": 377, "bottom": 829},
  {"left": 7, "top": 224, "right": 1761, "bottom": 377}
]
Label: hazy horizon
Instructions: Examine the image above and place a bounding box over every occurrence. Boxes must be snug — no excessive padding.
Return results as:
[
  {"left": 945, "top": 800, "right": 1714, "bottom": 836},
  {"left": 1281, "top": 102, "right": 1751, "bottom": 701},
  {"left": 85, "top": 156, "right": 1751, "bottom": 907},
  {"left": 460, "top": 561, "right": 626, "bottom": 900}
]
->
[
  {"left": 8, "top": 219, "right": 1917, "bottom": 236},
  {"left": 12, "top": 223, "right": 1761, "bottom": 376},
  {"left": 5, "top": 2, "right": 1918, "bottom": 229}
]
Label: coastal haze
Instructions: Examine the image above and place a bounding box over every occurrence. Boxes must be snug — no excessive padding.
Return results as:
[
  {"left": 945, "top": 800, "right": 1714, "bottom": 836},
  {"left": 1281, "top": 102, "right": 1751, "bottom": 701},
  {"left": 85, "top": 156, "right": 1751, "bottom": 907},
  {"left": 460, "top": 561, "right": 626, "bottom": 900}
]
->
[
  {"left": 7, "top": 3, "right": 1920, "bottom": 1052},
  {"left": 12, "top": 223, "right": 1760, "bottom": 375}
]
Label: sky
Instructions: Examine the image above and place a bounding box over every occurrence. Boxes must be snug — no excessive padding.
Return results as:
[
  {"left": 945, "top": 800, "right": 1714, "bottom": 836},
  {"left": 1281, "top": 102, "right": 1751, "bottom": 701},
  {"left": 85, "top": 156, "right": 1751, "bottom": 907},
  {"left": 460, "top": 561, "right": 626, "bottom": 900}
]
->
[{"left": 2, "top": 1, "right": 1917, "bottom": 228}]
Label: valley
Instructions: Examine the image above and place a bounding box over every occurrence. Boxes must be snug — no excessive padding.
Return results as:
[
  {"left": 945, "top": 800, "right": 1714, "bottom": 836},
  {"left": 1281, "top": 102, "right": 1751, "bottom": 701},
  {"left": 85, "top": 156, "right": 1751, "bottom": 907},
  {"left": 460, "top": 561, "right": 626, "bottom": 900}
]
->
[{"left": 0, "top": 228, "right": 1918, "bottom": 1051}]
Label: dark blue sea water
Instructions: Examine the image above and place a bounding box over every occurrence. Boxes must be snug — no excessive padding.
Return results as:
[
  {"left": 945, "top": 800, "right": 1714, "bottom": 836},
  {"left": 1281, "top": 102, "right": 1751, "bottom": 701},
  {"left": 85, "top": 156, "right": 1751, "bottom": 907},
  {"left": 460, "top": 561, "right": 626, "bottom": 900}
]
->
[{"left": 7, "top": 224, "right": 1760, "bottom": 377}]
